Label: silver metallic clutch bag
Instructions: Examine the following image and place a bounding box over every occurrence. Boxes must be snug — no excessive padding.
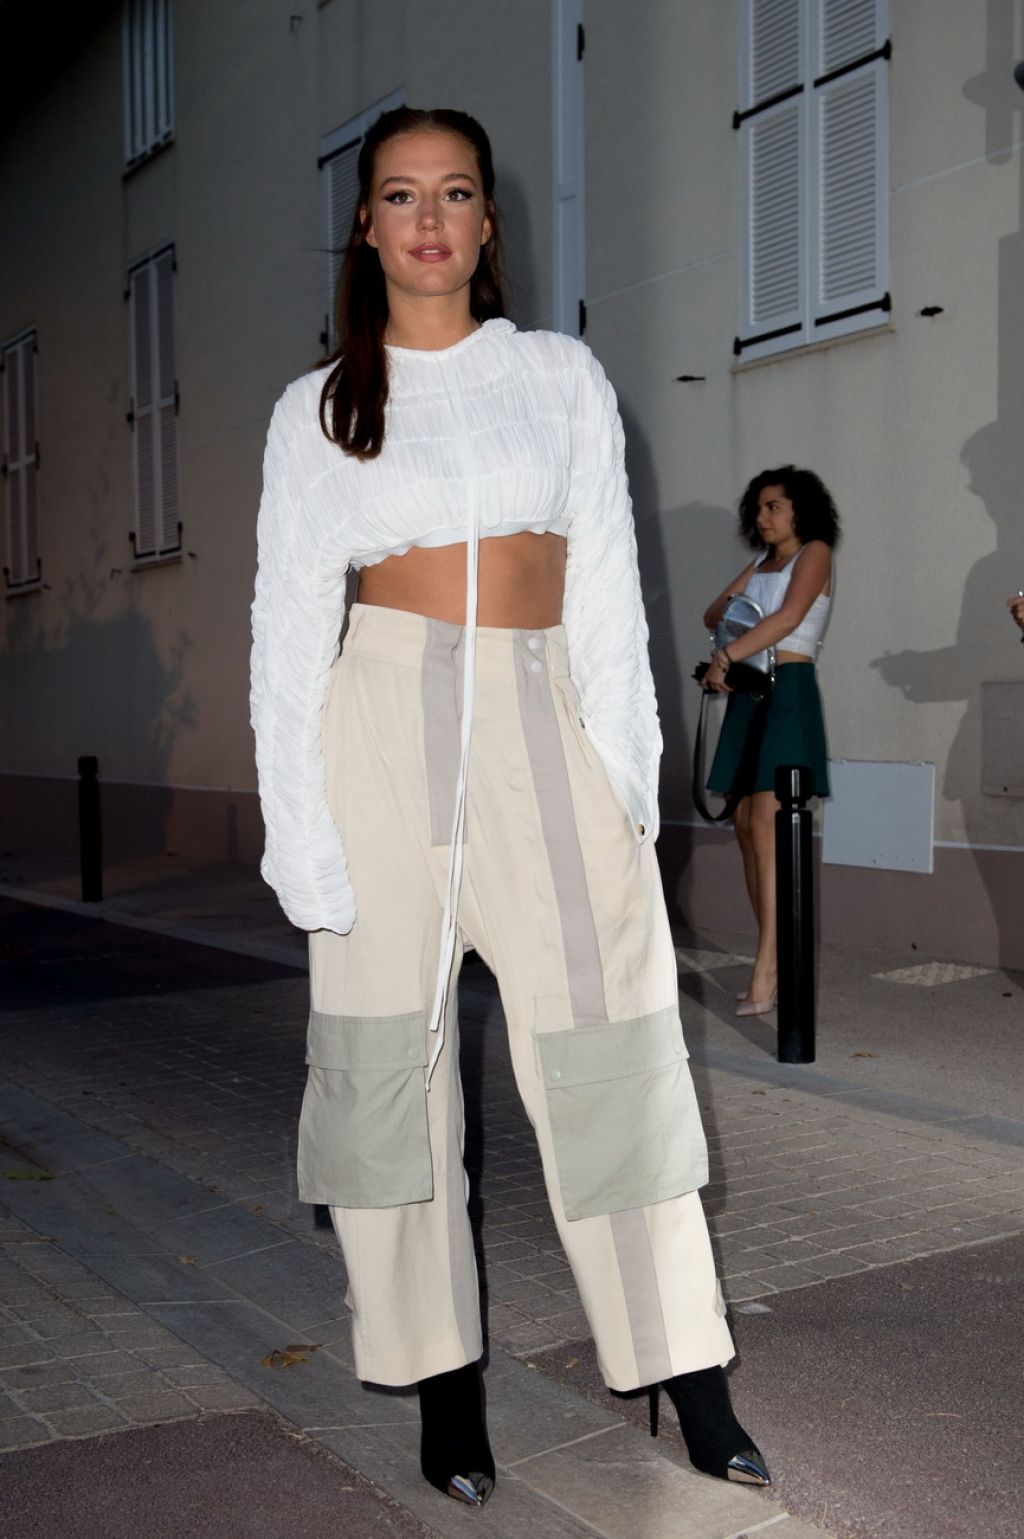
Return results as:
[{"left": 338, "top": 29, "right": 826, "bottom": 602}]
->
[{"left": 713, "top": 594, "right": 776, "bottom": 680}]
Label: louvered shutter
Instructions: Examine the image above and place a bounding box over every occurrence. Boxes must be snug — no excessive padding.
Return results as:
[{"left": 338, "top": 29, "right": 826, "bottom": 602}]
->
[
  {"left": 739, "top": 0, "right": 805, "bottom": 347},
  {"left": 745, "top": 0, "right": 801, "bottom": 104},
  {"left": 130, "top": 261, "right": 157, "bottom": 555},
  {"left": 155, "top": 247, "right": 179, "bottom": 551},
  {"left": 809, "top": 0, "right": 888, "bottom": 333},
  {"left": 22, "top": 339, "right": 38, "bottom": 583},
  {"left": 744, "top": 103, "right": 803, "bottom": 333},
  {"left": 123, "top": 0, "right": 173, "bottom": 166},
  {"left": 738, "top": 0, "right": 888, "bottom": 357},
  {"left": 4, "top": 343, "right": 25, "bottom": 584},
  {"left": 324, "top": 138, "right": 362, "bottom": 347},
  {"left": 130, "top": 247, "right": 178, "bottom": 558},
  {"left": 811, "top": 67, "right": 886, "bottom": 323},
  {"left": 820, "top": 0, "right": 879, "bottom": 73},
  {"left": 3, "top": 333, "right": 39, "bottom": 588}
]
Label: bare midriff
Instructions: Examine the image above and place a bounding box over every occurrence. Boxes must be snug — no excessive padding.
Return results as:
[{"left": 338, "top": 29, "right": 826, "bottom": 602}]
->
[
  {"left": 357, "top": 530, "right": 568, "bottom": 629},
  {"left": 777, "top": 651, "right": 814, "bottom": 665}
]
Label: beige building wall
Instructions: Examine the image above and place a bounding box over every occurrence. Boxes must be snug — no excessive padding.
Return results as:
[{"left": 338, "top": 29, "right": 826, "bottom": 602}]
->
[
  {"left": 2, "top": 0, "right": 1022, "bottom": 965},
  {"left": 0, "top": 0, "right": 555, "bottom": 861},
  {"left": 580, "top": 0, "right": 1024, "bottom": 968}
]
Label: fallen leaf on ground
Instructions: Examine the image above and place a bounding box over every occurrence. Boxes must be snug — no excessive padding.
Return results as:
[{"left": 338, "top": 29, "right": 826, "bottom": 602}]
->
[
  {"left": 564, "top": 1357, "right": 578, "bottom": 1369},
  {"left": 3, "top": 1169, "right": 54, "bottom": 1181},
  {"left": 851, "top": 1051, "right": 878, "bottom": 1058},
  {"left": 262, "top": 1348, "right": 310, "bottom": 1369},
  {"left": 178, "top": 1254, "right": 198, "bottom": 1265}
]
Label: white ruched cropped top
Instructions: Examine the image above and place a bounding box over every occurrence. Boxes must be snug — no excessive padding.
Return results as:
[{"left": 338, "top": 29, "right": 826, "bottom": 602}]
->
[
  {"left": 744, "top": 546, "right": 831, "bottom": 657},
  {"left": 250, "top": 319, "right": 662, "bottom": 955}
]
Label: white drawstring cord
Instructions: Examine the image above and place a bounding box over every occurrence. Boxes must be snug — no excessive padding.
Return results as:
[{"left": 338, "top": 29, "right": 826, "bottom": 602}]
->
[{"left": 426, "top": 359, "right": 480, "bottom": 1086}]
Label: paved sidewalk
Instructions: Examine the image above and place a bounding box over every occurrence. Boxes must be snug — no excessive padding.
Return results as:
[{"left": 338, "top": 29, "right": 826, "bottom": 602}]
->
[{"left": 2, "top": 852, "right": 1023, "bottom": 1536}]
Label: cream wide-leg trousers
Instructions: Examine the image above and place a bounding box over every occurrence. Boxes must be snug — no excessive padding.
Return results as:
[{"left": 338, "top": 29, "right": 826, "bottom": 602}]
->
[{"left": 301, "top": 603, "right": 734, "bottom": 1390}]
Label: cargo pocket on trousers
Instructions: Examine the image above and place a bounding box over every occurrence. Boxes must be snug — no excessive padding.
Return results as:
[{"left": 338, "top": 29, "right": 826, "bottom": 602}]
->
[
  {"left": 537, "top": 1007, "right": 709, "bottom": 1221},
  {"left": 296, "top": 1009, "right": 433, "bottom": 1208}
]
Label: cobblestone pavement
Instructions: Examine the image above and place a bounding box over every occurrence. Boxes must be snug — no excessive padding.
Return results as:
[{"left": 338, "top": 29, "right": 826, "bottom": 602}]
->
[
  {"left": 3, "top": 942, "right": 1023, "bottom": 1401},
  {"left": 4, "top": 877, "right": 1023, "bottom": 1537},
  {"left": 0, "top": 1205, "right": 263, "bottom": 1454}
]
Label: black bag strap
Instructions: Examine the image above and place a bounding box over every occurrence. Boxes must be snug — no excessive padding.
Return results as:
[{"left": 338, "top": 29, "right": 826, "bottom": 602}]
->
[{"left": 691, "top": 687, "right": 771, "bottom": 825}]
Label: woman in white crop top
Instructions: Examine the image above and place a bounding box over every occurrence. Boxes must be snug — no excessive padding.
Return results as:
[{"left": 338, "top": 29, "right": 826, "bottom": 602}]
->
[
  {"left": 251, "top": 107, "right": 768, "bottom": 1506},
  {"left": 701, "top": 468, "right": 840, "bottom": 1016}
]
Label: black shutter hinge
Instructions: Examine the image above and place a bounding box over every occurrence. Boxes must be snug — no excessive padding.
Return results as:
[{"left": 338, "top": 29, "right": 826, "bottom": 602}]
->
[
  {"left": 577, "top": 22, "right": 585, "bottom": 61},
  {"left": 126, "top": 401, "right": 135, "bottom": 427},
  {"left": 1, "top": 459, "right": 7, "bottom": 479},
  {"left": 578, "top": 298, "right": 587, "bottom": 336},
  {"left": 174, "top": 382, "right": 180, "bottom": 415}
]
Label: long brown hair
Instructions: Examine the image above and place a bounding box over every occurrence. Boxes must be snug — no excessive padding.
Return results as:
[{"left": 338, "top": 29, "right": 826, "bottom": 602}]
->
[{"left": 319, "top": 107, "right": 508, "bottom": 461}]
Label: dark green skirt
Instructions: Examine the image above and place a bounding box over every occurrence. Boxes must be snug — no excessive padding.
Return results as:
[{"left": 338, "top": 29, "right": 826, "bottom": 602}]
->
[{"left": 707, "top": 663, "right": 830, "bottom": 798}]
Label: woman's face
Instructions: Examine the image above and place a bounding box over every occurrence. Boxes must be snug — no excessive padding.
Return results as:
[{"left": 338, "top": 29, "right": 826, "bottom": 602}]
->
[
  {"left": 363, "top": 130, "right": 493, "bottom": 309},
  {"left": 755, "top": 485, "right": 798, "bottom": 546}
]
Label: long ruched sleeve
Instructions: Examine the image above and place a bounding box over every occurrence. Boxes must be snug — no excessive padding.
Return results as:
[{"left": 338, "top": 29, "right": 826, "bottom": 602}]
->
[
  {"left": 250, "top": 387, "right": 355, "bottom": 933},
  {"left": 562, "top": 345, "right": 662, "bottom": 843}
]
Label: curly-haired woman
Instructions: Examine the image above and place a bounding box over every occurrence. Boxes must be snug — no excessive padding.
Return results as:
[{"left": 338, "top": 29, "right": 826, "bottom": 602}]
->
[{"left": 702, "top": 468, "right": 840, "bottom": 1015}]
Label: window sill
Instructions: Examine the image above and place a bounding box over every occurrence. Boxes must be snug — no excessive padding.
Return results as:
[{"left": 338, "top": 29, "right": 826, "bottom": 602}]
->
[
  {"left": 131, "top": 550, "right": 182, "bottom": 572},
  {"left": 4, "top": 580, "right": 42, "bottom": 600},
  {"left": 123, "top": 135, "right": 175, "bottom": 179},
  {"left": 731, "top": 319, "right": 895, "bottom": 374}
]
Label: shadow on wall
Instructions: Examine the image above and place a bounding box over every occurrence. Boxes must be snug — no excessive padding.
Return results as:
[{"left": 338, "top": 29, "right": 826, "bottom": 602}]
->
[
  {"left": 1, "top": 539, "right": 196, "bottom": 869},
  {"left": 619, "top": 399, "right": 740, "bottom": 930},
  {"left": 870, "top": 0, "right": 1024, "bottom": 969}
]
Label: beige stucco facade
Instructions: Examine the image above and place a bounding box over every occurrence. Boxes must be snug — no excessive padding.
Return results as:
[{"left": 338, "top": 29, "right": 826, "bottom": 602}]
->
[{"left": 2, "top": 0, "right": 1023, "bottom": 966}]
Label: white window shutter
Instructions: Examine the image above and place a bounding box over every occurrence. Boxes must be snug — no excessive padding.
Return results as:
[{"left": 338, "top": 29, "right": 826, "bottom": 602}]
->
[
  {"left": 741, "top": 99, "right": 804, "bottom": 341},
  {"left": 130, "top": 262, "right": 157, "bottom": 556},
  {"left": 129, "top": 249, "right": 178, "bottom": 559},
  {"left": 738, "top": 0, "right": 888, "bottom": 358},
  {"left": 743, "top": 0, "right": 801, "bottom": 110},
  {"left": 5, "top": 345, "right": 25, "bottom": 584},
  {"left": 123, "top": 0, "right": 174, "bottom": 166},
  {"left": 820, "top": 0, "right": 884, "bottom": 74},
  {"left": 4, "top": 333, "right": 39, "bottom": 588},
  {"left": 22, "top": 339, "right": 38, "bottom": 583},
  {"left": 155, "top": 247, "right": 179, "bottom": 551},
  {"left": 324, "top": 139, "right": 362, "bottom": 346},
  {"left": 810, "top": 58, "right": 888, "bottom": 328}
]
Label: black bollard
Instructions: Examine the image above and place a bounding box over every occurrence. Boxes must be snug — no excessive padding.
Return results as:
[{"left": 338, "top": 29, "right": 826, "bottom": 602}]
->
[
  {"left": 774, "top": 765, "right": 815, "bottom": 1063},
  {"left": 78, "top": 755, "right": 103, "bottom": 903}
]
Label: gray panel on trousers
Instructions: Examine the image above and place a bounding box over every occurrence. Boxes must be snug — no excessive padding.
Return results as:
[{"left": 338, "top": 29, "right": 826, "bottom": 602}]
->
[
  {"left": 609, "top": 1208, "right": 672, "bottom": 1385},
  {"left": 422, "top": 619, "right": 465, "bottom": 845},
  {"left": 513, "top": 634, "right": 607, "bottom": 1026}
]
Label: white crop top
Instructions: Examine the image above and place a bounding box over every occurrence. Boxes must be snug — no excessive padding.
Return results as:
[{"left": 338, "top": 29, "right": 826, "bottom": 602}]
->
[
  {"left": 251, "top": 320, "right": 663, "bottom": 1075},
  {"left": 352, "top": 514, "right": 569, "bottom": 568},
  {"left": 744, "top": 547, "right": 832, "bottom": 657}
]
